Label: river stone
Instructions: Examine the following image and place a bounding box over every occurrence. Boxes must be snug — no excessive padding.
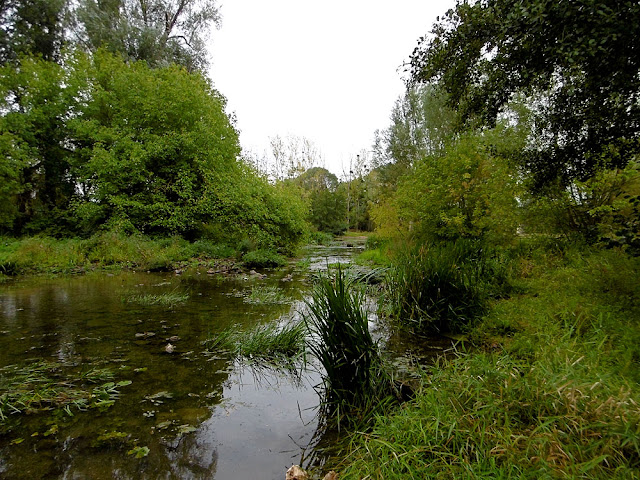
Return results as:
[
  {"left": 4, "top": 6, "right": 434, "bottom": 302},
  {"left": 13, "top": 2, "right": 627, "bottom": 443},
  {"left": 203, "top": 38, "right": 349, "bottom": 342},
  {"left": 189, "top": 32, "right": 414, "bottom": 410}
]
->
[{"left": 285, "top": 465, "right": 308, "bottom": 480}]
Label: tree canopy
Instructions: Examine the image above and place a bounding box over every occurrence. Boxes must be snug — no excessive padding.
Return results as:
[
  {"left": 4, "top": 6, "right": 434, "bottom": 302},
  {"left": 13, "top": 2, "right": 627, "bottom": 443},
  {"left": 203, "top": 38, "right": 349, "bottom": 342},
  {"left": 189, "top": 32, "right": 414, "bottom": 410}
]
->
[
  {"left": 409, "top": 0, "right": 640, "bottom": 189},
  {"left": 73, "top": 0, "right": 220, "bottom": 71}
]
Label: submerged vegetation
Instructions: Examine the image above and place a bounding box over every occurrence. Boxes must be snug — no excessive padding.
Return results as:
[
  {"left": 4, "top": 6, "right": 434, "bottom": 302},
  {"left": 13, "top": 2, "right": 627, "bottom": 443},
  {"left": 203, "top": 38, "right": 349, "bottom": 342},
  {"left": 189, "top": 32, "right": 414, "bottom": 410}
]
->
[
  {"left": 243, "top": 285, "right": 291, "bottom": 305},
  {"left": 124, "top": 291, "right": 190, "bottom": 307},
  {"left": 0, "top": 361, "right": 130, "bottom": 428}
]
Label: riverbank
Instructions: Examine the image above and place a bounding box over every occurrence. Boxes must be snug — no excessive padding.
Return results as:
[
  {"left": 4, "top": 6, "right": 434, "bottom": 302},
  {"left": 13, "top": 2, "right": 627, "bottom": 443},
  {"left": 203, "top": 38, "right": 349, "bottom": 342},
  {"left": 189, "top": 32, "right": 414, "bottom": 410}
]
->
[
  {"left": 0, "top": 233, "right": 293, "bottom": 279},
  {"left": 337, "top": 242, "right": 640, "bottom": 479}
]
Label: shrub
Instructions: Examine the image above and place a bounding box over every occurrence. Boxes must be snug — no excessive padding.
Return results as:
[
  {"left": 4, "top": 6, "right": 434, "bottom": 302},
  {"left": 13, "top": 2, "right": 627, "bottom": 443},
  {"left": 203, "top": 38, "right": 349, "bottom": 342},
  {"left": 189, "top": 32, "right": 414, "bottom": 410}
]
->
[
  {"left": 241, "top": 249, "right": 286, "bottom": 268},
  {"left": 385, "top": 239, "right": 511, "bottom": 333}
]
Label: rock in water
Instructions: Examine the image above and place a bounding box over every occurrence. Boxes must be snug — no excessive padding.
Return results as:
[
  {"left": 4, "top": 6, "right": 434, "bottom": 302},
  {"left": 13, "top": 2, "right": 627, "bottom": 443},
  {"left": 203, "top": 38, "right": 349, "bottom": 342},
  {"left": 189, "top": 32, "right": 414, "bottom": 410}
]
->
[
  {"left": 285, "top": 465, "right": 308, "bottom": 480},
  {"left": 165, "top": 343, "right": 175, "bottom": 354}
]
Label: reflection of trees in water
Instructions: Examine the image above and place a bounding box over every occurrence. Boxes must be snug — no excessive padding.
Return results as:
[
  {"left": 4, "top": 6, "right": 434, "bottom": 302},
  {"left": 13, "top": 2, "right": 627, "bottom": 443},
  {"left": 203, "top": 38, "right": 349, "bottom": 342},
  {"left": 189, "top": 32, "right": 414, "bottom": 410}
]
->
[{"left": 164, "top": 431, "right": 220, "bottom": 479}]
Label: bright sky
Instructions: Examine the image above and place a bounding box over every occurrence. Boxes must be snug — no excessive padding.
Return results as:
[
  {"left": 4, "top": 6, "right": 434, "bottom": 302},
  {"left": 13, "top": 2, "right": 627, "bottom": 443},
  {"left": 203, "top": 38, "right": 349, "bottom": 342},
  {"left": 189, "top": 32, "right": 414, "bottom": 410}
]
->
[{"left": 208, "top": 0, "right": 454, "bottom": 176}]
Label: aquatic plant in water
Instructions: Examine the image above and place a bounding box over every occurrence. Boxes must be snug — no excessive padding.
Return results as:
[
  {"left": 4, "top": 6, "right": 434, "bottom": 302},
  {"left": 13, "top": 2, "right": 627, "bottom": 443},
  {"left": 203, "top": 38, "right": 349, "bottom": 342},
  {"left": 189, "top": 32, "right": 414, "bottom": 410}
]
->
[
  {"left": 124, "top": 291, "right": 189, "bottom": 306},
  {"left": 244, "top": 285, "right": 291, "bottom": 305},
  {"left": 0, "top": 361, "right": 131, "bottom": 424},
  {"left": 304, "top": 265, "right": 394, "bottom": 423},
  {"left": 204, "top": 322, "right": 305, "bottom": 364}
]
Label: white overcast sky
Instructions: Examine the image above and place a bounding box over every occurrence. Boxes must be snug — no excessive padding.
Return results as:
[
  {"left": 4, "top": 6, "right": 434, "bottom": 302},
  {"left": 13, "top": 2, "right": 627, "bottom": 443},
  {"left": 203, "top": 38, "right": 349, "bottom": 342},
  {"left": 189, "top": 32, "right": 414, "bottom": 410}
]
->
[{"left": 208, "top": 0, "right": 454, "bottom": 176}]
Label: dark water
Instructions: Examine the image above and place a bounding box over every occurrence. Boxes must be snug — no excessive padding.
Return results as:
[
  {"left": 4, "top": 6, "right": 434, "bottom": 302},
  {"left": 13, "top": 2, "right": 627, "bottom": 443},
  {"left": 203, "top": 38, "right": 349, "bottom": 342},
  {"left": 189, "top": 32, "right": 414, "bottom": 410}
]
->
[{"left": 0, "top": 239, "right": 453, "bottom": 479}]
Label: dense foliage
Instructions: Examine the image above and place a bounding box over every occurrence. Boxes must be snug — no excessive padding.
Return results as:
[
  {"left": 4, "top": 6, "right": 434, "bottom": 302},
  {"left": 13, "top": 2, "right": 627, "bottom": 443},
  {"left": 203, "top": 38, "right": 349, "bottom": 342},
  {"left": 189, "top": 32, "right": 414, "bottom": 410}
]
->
[
  {"left": 408, "top": 0, "right": 640, "bottom": 189},
  {"left": 0, "top": 50, "right": 307, "bottom": 250}
]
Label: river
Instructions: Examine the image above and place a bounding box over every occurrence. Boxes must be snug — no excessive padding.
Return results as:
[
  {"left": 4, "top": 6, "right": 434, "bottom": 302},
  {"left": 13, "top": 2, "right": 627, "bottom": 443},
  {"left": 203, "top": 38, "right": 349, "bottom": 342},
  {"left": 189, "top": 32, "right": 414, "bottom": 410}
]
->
[{"left": 0, "top": 238, "right": 451, "bottom": 479}]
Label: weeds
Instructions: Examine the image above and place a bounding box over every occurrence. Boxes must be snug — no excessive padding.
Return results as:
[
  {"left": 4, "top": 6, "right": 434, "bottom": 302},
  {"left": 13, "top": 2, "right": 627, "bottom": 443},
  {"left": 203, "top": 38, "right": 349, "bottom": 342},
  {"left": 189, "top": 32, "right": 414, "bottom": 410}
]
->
[
  {"left": 204, "top": 322, "right": 306, "bottom": 363},
  {"left": 244, "top": 285, "right": 291, "bottom": 305},
  {"left": 0, "top": 361, "right": 131, "bottom": 424},
  {"left": 124, "top": 291, "right": 189, "bottom": 306},
  {"left": 304, "top": 265, "right": 395, "bottom": 425}
]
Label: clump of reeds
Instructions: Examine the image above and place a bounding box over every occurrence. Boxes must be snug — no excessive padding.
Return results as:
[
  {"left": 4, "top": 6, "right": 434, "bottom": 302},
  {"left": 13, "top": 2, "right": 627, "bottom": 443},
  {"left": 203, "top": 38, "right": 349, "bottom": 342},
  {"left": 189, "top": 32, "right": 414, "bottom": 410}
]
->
[
  {"left": 124, "top": 291, "right": 189, "bottom": 306},
  {"left": 244, "top": 285, "right": 291, "bottom": 305},
  {"left": 384, "top": 239, "right": 511, "bottom": 332},
  {"left": 204, "top": 322, "right": 305, "bottom": 363},
  {"left": 304, "top": 265, "right": 394, "bottom": 422}
]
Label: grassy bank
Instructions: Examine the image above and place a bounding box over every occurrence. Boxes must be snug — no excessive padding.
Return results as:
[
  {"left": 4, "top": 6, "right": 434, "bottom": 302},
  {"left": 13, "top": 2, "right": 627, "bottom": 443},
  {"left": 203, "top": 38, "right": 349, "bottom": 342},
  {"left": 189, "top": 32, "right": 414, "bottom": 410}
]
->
[
  {"left": 337, "top": 242, "right": 640, "bottom": 478},
  {"left": 0, "top": 233, "right": 291, "bottom": 278}
]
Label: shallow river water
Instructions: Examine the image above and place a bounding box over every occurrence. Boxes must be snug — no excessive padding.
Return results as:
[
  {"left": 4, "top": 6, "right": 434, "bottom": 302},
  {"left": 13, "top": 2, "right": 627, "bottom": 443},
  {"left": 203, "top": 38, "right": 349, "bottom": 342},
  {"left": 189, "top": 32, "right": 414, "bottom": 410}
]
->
[{"left": 0, "top": 239, "right": 452, "bottom": 479}]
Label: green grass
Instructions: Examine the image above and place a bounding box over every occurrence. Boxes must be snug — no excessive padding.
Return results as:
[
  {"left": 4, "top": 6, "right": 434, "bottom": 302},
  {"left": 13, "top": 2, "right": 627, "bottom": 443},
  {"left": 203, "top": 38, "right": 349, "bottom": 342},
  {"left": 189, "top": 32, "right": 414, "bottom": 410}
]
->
[
  {"left": 244, "top": 285, "right": 291, "bottom": 305},
  {"left": 124, "top": 291, "right": 189, "bottom": 306},
  {"left": 353, "top": 248, "right": 391, "bottom": 267},
  {"left": 241, "top": 249, "right": 287, "bottom": 268},
  {"left": 204, "top": 321, "right": 306, "bottom": 363},
  {"left": 334, "top": 244, "right": 640, "bottom": 479},
  {"left": 0, "top": 233, "right": 238, "bottom": 276}
]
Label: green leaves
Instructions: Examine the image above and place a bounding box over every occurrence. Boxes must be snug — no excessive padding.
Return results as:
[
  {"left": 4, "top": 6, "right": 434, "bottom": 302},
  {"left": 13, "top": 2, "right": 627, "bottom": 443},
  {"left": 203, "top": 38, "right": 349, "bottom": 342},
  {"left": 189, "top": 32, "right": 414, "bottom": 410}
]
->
[{"left": 409, "top": 0, "right": 640, "bottom": 188}]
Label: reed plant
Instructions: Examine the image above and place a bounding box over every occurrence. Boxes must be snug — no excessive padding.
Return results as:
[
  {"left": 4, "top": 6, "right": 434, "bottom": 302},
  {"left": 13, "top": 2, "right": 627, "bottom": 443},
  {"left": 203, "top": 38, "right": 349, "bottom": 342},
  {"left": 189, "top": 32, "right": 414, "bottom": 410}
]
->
[
  {"left": 304, "top": 266, "right": 394, "bottom": 423},
  {"left": 384, "top": 239, "right": 511, "bottom": 333},
  {"left": 204, "top": 321, "right": 306, "bottom": 363}
]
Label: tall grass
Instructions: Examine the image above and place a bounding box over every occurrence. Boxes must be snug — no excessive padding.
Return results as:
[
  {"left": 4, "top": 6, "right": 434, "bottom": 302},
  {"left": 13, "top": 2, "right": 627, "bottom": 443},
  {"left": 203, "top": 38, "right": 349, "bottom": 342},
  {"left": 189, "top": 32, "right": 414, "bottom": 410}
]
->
[
  {"left": 304, "top": 266, "right": 394, "bottom": 422},
  {"left": 204, "top": 322, "right": 306, "bottom": 363},
  {"left": 336, "top": 245, "right": 640, "bottom": 479},
  {"left": 384, "top": 239, "right": 512, "bottom": 332},
  {"left": 0, "top": 233, "right": 239, "bottom": 275}
]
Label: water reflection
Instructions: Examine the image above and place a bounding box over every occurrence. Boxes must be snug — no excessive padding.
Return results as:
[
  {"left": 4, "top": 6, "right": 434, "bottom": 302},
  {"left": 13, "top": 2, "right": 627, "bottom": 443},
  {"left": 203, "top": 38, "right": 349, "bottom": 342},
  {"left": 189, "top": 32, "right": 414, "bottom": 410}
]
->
[
  {"left": 0, "top": 237, "right": 451, "bottom": 479},
  {"left": 0, "top": 257, "right": 326, "bottom": 479}
]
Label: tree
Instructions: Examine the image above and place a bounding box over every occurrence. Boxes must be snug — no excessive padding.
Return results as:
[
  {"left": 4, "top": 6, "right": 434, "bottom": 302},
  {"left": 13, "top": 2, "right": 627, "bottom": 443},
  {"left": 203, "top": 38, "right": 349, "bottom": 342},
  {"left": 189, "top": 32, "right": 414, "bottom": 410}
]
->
[
  {"left": 70, "top": 50, "right": 240, "bottom": 235},
  {"left": 409, "top": 0, "right": 640, "bottom": 189},
  {"left": 373, "top": 84, "right": 456, "bottom": 170},
  {"left": 0, "top": 54, "right": 84, "bottom": 234},
  {"left": 395, "top": 127, "right": 522, "bottom": 244},
  {"left": 293, "top": 167, "right": 347, "bottom": 234},
  {"left": 72, "top": 0, "right": 220, "bottom": 71},
  {"left": 0, "top": 0, "right": 67, "bottom": 64},
  {"left": 267, "top": 134, "right": 324, "bottom": 182}
]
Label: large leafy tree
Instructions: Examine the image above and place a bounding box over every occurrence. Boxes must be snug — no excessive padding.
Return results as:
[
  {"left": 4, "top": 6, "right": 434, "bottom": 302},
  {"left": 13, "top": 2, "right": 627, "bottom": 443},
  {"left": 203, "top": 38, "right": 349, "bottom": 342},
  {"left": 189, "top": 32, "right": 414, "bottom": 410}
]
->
[
  {"left": 409, "top": 0, "right": 640, "bottom": 189},
  {"left": 70, "top": 51, "right": 240, "bottom": 235},
  {"left": 72, "top": 0, "right": 220, "bottom": 71},
  {"left": 293, "top": 167, "right": 347, "bottom": 234},
  {"left": 0, "top": 54, "right": 85, "bottom": 233}
]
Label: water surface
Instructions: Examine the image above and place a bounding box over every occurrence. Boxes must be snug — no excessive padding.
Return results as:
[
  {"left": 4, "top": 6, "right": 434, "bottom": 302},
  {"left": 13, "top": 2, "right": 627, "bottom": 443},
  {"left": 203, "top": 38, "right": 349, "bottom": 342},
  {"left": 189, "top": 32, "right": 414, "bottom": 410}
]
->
[{"left": 0, "top": 239, "right": 452, "bottom": 479}]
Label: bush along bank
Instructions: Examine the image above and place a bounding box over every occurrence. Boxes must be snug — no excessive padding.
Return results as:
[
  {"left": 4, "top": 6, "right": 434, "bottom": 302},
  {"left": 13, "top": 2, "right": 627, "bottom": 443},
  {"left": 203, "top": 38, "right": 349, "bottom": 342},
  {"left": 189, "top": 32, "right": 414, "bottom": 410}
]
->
[
  {"left": 0, "top": 233, "right": 293, "bottom": 278},
  {"left": 334, "top": 241, "right": 640, "bottom": 479}
]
